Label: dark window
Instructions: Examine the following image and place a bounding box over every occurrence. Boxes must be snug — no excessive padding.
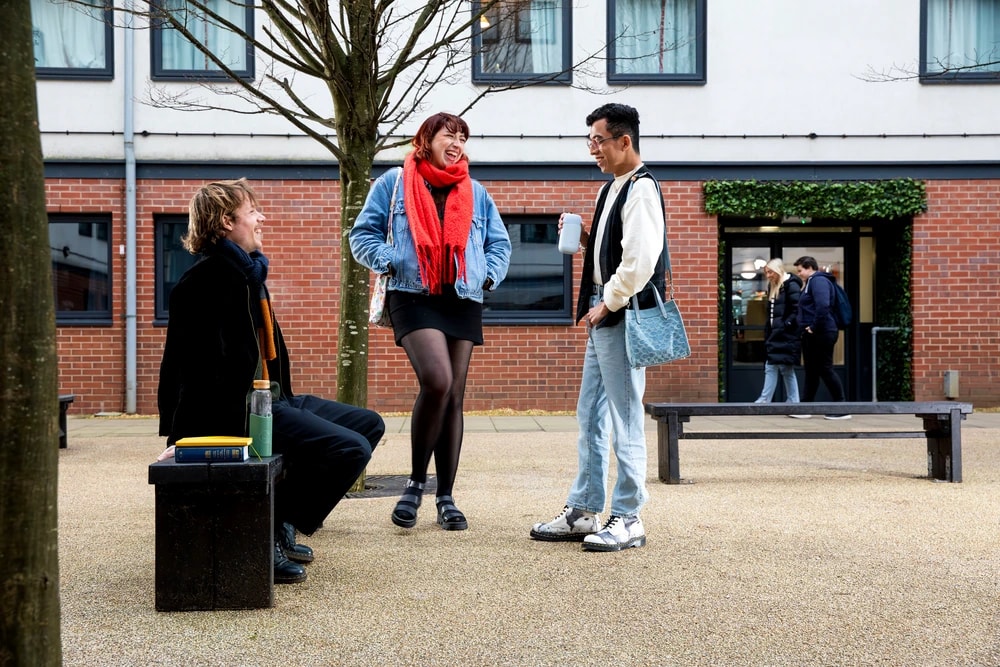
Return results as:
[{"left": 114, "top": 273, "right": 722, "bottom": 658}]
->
[
  {"left": 921, "top": 0, "right": 1000, "bottom": 82},
  {"left": 155, "top": 216, "right": 199, "bottom": 321},
  {"left": 483, "top": 216, "right": 573, "bottom": 323},
  {"left": 50, "top": 215, "right": 112, "bottom": 323},
  {"left": 607, "top": 0, "right": 706, "bottom": 84},
  {"left": 151, "top": 0, "right": 254, "bottom": 81},
  {"left": 32, "top": 0, "right": 113, "bottom": 80},
  {"left": 472, "top": 0, "right": 572, "bottom": 84}
]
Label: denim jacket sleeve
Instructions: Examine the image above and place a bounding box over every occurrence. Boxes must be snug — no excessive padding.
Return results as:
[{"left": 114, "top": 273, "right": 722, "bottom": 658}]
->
[
  {"left": 475, "top": 181, "right": 512, "bottom": 291},
  {"left": 349, "top": 167, "right": 402, "bottom": 275}
]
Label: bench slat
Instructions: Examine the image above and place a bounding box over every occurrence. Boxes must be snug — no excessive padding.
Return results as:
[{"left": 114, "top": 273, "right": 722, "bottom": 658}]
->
[{"left": 682, "top": 431, "right": 929, "bottom": 440}]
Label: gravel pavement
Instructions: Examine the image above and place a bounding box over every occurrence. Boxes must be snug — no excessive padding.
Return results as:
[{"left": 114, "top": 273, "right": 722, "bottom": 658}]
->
[{"left": 58, "top": 412, "right": 1000, "bottom": 667}]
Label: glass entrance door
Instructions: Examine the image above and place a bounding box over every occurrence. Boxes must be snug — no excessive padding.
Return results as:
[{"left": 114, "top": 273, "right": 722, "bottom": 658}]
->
[{"left": 725, "top": 240, "right": 850, "bottom": 402}]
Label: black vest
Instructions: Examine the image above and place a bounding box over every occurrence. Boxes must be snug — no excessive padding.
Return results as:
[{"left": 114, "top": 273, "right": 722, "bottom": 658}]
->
[{"left": 575, "top": 167, "right": 669, "bottom": 326}]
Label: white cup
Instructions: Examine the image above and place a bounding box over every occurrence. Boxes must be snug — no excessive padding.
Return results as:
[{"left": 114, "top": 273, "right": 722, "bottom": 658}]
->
[{"left": 558, "top": 214, "right": 582, "bottom": 254}]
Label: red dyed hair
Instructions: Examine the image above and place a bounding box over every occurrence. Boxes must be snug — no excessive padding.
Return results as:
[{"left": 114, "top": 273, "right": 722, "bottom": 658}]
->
[{"left": 410, "top": 112, "right": 471, "bottom": 162}]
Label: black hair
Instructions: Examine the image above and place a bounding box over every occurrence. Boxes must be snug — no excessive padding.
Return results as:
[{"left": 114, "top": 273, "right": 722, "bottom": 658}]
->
[
  {"left": 585, "top": 103, "right": 641, "bottom": 154},
  {"left": 794, "top": 256, "right": 819, "bottom": 271}
]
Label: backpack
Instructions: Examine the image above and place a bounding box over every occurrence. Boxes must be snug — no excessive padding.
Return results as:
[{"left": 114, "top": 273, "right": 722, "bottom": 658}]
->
[{"left": 826, "top": 276, "right": 853, "bottom": 329}]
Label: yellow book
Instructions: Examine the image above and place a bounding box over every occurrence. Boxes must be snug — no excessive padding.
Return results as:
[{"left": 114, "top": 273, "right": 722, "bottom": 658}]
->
[{"left": 175, "top": 436, "right": 253, "bottom": 447}]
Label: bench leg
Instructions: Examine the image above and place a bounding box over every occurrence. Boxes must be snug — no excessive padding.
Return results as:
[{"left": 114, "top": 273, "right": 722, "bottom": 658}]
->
[
  {"left": 923, "top": 409, "right": 963, "bottom": 483},
  {"left": 657, "top": 413, "right": 682, "bottom": 484},
  {"left": 59, "top": 400, "right": 71, "bottom": 449}
]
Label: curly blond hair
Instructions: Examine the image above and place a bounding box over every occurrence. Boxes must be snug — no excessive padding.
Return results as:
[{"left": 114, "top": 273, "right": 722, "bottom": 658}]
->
[{"left": 183, "top": 178, "right": 258, "bottom": 254}]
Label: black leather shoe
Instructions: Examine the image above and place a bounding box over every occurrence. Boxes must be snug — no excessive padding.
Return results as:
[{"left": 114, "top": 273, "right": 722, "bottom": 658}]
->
[
  {"left": 278, "top": 522, "right": 314, "bottom": 564},
  {"left": 274, "top": 541, "right": 307, "bottom": 584}
]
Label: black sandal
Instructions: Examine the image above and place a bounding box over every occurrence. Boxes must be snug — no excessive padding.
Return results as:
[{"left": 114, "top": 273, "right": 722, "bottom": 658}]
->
[
  {"left": 391, "top": 479, "right": 424, "bottom": 528},
  {"left": 435, "top": 495, "right": 468, "bottom": 531}
]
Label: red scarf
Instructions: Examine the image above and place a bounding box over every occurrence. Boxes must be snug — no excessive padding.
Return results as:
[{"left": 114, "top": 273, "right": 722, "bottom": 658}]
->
[{"left": 403, "top": 153, "right": 473, "bottom": 293}]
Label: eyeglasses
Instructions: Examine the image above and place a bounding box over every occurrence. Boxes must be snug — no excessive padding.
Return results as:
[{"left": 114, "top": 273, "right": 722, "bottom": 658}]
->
[{"left": 585, "top": 134, "right": 622, "bottom": 150}]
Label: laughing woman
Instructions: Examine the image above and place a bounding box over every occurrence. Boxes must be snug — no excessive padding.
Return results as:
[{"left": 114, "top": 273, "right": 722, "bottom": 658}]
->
[{"left": 350, "top": 112, "right": 511, "bottom": 531}]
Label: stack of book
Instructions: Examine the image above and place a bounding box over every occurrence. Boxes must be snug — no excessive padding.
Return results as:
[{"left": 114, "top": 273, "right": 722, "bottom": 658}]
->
[{"left": 173, "top": 436, "right": 253, "bottom": 463}]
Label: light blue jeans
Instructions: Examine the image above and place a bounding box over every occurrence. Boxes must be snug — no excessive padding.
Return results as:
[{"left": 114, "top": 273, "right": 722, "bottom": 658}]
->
[
  {"left": 566, "top": 297, "right": 649, "bottom": 517},
  {"left": 755, "top": 362, "right": 801, "bottom": 403}
]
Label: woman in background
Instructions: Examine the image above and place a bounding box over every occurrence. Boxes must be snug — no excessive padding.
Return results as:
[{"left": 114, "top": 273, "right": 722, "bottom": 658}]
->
[{"left": 754, "top": 258, "right": 803, "bottom": 410}]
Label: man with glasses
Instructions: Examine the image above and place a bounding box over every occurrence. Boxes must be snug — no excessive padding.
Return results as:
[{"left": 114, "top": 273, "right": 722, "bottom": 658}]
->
[{"left": 529, "top": 103, "right": 669, "bottom": 551}]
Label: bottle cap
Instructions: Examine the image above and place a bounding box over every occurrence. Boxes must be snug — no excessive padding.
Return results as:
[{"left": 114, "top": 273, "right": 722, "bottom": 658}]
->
[{"left": 253, "top": 379, "right": 270, "bottom": 390}]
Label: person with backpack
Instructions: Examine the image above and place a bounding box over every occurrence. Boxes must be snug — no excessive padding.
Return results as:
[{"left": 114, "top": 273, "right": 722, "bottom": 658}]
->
[
  {"left": 754, "top": 258, "right": 804, "bottom": 410},
  {"left": 793, "top": 256, "right": 850, "bottom": 419}
]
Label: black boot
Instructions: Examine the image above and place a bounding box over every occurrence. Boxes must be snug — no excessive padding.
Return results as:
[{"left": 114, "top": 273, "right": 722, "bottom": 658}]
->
[
  {"left": 278, "top": 522, "right": 314, "bottom": 564},
  {"left": 274, "top": 541, "right": 307, "bottom": 584}
]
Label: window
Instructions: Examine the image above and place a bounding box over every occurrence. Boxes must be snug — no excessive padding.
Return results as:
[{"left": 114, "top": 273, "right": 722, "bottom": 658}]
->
[
  {"left": 921, "top": 0, "right": 1000, "bottom": 82},
  {"left": 483, "top": 217, "right": 573, "bottom": 323},
  {"left": 155, "top": 216, "right": 199, "bottom": 321},
  {"left": 151, "top": 0, "right": 254, "bottom": 80},
  {"left": 607, "top": 0, "right": 706, "bottom": 84},
  {"left": 472, "top": 0, "right": 572, "bottom": 84},
  {"left": 50, "top": 215, "right": 112, "bottom": 323},
  {"left": 31, "top": 0, "right": 113, "bottom": 79}
]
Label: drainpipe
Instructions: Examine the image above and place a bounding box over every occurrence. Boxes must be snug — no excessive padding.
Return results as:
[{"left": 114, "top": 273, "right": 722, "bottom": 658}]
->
[{"left": 124, "top": 7, "right": 137, "bottom": 413}]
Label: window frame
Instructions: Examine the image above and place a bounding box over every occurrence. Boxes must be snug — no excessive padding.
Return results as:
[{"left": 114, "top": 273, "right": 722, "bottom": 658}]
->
[
  {"left": 471, "top": 0, "right": 573, "bottom": 85},
  {"left": 50, "top": 213, "right": 113, "bottom": 325},
  {"left": 606, "top": 0, "right": 707, "bottom": 85},
  {"left": 154, "top": 215, "right": 200, "bottom": 323},
  {"left": 150, "top": 0, "right": 255, "bottom": 82},
  {"left": 483, "top": 216, "right": 575, "bottom": 325},
  {"left": 33, "top": 0, "right": 114, "bottom": 80},
  {"left": 919, "top": 0, "right": 1000, "bottom": 84}
]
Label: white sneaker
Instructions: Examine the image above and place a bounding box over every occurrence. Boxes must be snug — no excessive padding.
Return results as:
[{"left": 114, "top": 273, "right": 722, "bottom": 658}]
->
[
  {"left": 530, "top": 506, "right": 601, "bottom": 542},
  {"left": 788, "top": 414, "right": 812, "bottom": 419},
  {"left": 582, "top": 515, "right": 646, "bottom": 552},
  {"left": 824, "top": 414, "right": 852, "bottom": 420}
]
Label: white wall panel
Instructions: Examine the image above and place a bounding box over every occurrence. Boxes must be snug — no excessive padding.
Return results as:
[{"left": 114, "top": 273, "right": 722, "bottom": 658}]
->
[{"left": 37, "top": 0, "right": 1000, "bottom": 165}]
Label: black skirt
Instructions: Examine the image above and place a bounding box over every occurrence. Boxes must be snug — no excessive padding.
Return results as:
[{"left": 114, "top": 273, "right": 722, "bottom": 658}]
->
[{"left": 387, "top": 285, "right": 484, "bottom": 346}]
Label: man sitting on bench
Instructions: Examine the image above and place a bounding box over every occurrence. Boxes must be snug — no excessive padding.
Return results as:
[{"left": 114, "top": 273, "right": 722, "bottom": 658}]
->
[{"left": 157, "top": 178, "right": 385, "bottom": 584}]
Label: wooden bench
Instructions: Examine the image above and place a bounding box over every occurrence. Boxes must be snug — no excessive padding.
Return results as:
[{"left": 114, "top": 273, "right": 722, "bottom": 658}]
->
[
  {"left": 147, "top": 455, "right": 283, "bottom": 611},
  {"left": 58, "top": 394, "right": 75, "bottom": 448},
  {"left": 644, "top": 401, "right": 973, "bottom": 484}
]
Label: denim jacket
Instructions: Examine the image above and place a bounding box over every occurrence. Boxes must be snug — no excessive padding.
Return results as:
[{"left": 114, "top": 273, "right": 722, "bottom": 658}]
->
[{"left": 349, "top": 167, "right": 511, "bottom": 302}]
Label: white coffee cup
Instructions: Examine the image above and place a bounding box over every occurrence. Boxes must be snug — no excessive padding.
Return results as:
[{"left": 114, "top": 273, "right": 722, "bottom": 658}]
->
[{"left": 558, "top": 213, "right": 582, "bottom": 254}]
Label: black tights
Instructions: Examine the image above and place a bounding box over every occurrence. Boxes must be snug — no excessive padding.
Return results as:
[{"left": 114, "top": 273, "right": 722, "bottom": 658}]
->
[{"left": 400, "top": 329, "right": 474, "bottom": 498}]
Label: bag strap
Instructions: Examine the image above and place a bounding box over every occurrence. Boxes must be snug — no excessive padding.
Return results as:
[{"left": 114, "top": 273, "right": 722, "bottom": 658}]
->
[
  {"left": 629, "top": 281, "right": 669, "bottom": 319},
  {"left": 385, "top": 167, "right": 402, "bottom": 246}
]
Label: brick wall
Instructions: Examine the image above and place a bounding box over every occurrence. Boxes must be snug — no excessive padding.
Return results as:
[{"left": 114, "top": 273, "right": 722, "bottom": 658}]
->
[
  {"left": 911, "top": 181, "right": 1000, "bottom": 405},
  {"left": 49, "top": 176, "right": 1000, "bottom": 417}
]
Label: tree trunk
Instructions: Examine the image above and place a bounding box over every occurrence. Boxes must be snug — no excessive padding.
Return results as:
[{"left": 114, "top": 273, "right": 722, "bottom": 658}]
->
[
  {"left": 335, "top": 117, "right": 380, "bottom": 492},
  {"left": 0, "top": 1, "right": 63, "bottom": 664}
]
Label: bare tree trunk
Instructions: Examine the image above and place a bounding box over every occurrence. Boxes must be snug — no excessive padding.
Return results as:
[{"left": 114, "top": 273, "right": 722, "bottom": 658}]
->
[
  {"left": 0, "top": 1, "right": 63, "bottom": 664},
  {"left": 336, "top": 120, "right": 380, "bottom": 492}
]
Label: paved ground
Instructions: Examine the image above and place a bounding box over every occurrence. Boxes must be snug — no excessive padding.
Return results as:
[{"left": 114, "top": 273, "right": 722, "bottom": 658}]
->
[{"left": 59, "top": 411, "right": 1000, "bottom": 666}]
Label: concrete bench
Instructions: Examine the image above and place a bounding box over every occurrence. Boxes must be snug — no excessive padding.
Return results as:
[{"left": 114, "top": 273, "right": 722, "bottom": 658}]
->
[
  {"left": 58, "top": 394, "right": 75, "bottom": 448},
  {"left": 147, "top": 455, "right": 283, "bottom": 611},
  {"left": 644, "top": 401, "right": 973, "bottom": 484}
]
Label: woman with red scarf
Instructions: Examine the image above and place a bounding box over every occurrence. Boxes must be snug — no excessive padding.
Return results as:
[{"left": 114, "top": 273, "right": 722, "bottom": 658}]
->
[{"left": 351, "top": 113, "right": 511, "bottom": 531}]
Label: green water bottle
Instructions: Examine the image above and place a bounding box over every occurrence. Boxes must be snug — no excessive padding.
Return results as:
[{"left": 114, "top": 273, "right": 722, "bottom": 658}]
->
[{"left": 249, "top": 379, "right": 273, "bottom": 457}]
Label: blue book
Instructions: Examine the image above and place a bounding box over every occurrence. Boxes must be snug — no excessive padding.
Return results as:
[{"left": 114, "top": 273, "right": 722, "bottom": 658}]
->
[{"left": 173, "top": 445, "right": 249, "bottom": 463}]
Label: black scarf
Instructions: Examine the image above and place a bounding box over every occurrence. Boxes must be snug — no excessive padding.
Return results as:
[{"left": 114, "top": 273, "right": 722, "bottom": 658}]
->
[{"left": 216, "top": 238, "right": 269, "bottom": 287}]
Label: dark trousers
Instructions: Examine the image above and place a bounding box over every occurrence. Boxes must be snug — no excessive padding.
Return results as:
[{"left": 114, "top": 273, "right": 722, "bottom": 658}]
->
[
  {"left": 272, "top": 394, "right": 384, "bottom": 535},
  {"left": 801, "top": 330, "right": 846, "bottom": 402}
]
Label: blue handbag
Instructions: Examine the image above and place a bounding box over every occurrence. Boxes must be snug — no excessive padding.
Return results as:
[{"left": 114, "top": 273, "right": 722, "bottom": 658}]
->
[{"left": 624, "top": 280, "right": 691, "bottom": 369}]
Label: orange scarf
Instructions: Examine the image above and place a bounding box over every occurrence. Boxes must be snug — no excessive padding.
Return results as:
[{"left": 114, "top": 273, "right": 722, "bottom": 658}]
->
[
  {"left": 403, "top": 153, "right": 473, "bottom": 293},
  {"left": 258, "top": 294, "right": 276, "bottom": 381}
]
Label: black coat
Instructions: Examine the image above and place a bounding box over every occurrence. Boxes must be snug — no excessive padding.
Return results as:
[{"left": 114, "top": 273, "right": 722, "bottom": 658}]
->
[
  {"left": 764, "top": 274, "right": 803, "bottom": 366},
  {"left": 157, "top": 252, "right": 293, "bottom": 444}
]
